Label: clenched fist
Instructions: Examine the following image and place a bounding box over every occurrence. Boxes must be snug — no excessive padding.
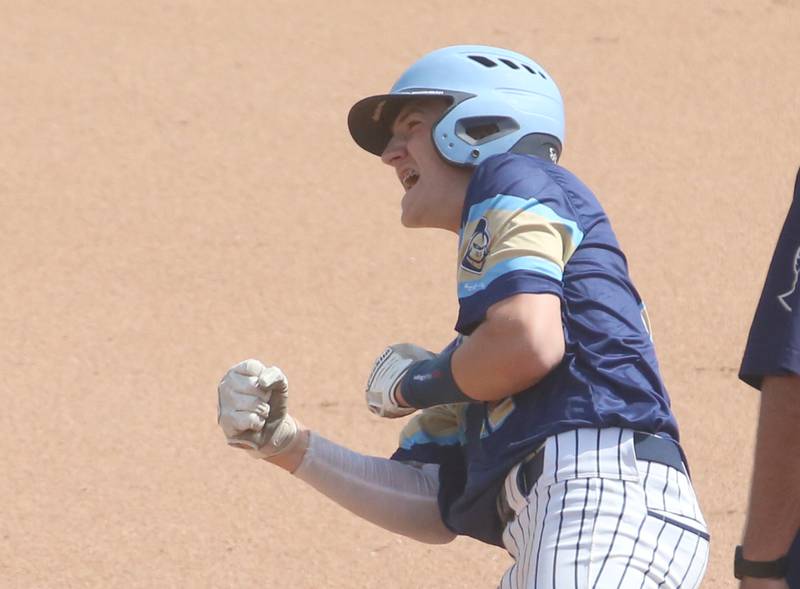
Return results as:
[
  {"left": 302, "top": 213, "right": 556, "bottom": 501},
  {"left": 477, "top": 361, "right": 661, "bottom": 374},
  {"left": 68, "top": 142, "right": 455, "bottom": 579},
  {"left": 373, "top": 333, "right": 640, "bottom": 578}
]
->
[{"left": 217, "top": 359, "right": 298, "bottom": 459}]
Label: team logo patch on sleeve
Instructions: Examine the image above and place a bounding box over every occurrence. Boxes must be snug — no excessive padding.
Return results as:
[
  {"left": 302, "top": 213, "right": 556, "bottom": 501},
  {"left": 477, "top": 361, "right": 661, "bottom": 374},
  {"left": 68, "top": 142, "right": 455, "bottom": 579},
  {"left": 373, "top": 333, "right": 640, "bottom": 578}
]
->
[
  {"left": 461, "top": 217, "right": 491, "bottom": 274},
  {"left": 777, "top": 245, "right": 800, "bottom": 312}
]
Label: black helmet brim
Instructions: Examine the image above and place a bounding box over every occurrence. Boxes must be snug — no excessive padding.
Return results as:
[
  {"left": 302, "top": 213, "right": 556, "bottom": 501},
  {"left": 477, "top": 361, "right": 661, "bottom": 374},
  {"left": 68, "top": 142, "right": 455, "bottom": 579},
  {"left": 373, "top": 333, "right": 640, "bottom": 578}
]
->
[
  {"left": 348, "top": 90, "right": 463, "bottom": 157},
  {"left": 348, "top": 94, "right": 422, "bottom": 156}
]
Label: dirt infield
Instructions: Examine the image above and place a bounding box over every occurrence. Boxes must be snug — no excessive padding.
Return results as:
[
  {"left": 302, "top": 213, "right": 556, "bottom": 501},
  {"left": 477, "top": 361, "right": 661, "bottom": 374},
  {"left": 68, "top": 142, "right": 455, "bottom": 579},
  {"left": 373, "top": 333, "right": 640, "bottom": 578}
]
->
[{"left": 2, "top": 2, "right": 799, "bottom": 587}]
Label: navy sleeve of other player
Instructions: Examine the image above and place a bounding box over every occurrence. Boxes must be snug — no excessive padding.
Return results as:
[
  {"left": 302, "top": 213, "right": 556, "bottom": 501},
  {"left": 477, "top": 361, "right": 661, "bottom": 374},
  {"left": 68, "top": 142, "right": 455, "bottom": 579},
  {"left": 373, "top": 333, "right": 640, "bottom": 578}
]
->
[
  {"left": 788, "top": 529, "right": 800, "bottom": 589},
  {"left": 739, "top": 168, "right": 800, "bottom": 389}
]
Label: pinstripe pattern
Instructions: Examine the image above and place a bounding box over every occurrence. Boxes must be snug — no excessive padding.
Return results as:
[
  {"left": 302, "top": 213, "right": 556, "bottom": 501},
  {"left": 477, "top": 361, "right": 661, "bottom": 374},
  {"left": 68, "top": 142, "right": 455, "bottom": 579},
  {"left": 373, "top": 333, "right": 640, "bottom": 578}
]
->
[
  {"left": 574, "top": 478, "right": 591, "bottom": 589},
  {"left": 656, "top": 529, "right": 685, "bottom": 589},
  {"left": 591, "top": 479, "right": 629, "bottom": 588},
  {"left": 497, "top": 428, "right": 709, "bottom": 589}
]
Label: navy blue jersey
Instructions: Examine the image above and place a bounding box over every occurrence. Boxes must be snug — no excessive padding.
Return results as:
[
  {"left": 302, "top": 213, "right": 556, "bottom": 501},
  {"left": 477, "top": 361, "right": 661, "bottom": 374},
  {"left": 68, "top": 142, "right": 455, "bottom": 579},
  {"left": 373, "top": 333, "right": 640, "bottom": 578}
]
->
[
  {"left": 391, "top": 153, "right": 679, "bottom": 546},
  {"left": 789, "top": 529, "right": 800, "bottom": 589},
  {"left": 739, "top": 168, "right": 800, "bottom": 389}
]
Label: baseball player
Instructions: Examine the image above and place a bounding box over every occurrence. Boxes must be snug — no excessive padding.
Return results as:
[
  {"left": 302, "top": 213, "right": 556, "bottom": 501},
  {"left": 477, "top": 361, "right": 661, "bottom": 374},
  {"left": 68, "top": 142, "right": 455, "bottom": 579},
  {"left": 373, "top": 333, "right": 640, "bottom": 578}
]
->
[
  {"left": 217, "top": 45, "right": 709, "bottom": 588},
  {"left": 735, "top": 168, "right": 800, "bottom": 588}
]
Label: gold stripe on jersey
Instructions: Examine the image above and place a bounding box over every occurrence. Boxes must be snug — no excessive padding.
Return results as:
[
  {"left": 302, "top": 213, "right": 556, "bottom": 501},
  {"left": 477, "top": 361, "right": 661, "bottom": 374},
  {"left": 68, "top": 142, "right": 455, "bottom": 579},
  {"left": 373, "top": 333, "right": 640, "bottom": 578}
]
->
[
  {"left": 458, "top": 207, "right": 580, "bottom": 290},
  {"left": 398, "top": 403, "right": 467, "bottom": 450},
  {"left": 480, "top": 397, "right": 516, "bottom": 438}
]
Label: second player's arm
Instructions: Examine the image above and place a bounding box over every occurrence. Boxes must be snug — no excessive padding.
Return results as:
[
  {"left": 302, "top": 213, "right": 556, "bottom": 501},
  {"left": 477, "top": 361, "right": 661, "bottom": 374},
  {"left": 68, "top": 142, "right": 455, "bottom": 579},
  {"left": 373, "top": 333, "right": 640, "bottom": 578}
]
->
[
  {"left": 739, "top": 374, "right": 800, "bottom": 589},
  {"left": 397, "top": 292, "right": 564, "bottom": 406}
]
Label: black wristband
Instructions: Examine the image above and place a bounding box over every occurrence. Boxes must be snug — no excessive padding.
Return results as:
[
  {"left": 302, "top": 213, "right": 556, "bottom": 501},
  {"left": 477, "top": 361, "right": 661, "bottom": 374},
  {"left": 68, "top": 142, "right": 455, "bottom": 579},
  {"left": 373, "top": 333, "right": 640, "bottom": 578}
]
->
[
  {"left": 734, "top": 545, "right": 789, "bottom": 580},
  {"left": 400, "top": 348, "right": 472, "bottom": 408}
]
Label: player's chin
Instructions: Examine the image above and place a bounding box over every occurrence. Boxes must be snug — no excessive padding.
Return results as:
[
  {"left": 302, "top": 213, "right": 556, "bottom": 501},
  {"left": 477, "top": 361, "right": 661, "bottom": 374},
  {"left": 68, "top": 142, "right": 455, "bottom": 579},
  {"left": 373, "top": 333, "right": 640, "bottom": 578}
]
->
[
  {"left": 399, "top": 192, "right": 424, "bottom": 227},
  {"left": 399, "top": 211, "right": 419, "bottom": 228}
]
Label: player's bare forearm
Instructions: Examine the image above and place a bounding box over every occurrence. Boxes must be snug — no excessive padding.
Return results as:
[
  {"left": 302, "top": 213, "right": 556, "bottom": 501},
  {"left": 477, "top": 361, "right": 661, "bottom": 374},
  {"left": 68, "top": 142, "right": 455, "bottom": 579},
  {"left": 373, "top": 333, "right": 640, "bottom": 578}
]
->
[
  {"left": 451, "top": 292, "right": 564, "bottom": 402},
  {"left": 741, "top": 375, "right": 800, "bottom": 562}
]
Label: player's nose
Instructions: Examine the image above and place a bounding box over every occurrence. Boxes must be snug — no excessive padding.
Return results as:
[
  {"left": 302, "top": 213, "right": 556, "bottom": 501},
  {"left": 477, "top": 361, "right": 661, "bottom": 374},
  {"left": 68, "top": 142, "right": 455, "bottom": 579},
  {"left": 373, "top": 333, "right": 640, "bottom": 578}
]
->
[{"left": 381, "top": 135, "right": 407, "bottom": 166}]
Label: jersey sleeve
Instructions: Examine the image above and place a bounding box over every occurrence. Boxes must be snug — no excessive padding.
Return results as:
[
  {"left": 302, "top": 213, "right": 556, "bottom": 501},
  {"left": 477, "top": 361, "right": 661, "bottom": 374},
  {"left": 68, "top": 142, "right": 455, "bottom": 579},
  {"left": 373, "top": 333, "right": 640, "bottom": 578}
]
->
[
  {"left": 390, "top": 403, "right": 467, "bottom": 466},
  {"left": 456, "top": 190, "right": 584, "bottom": 333},
  {"left": 739, "top": 169, "right": 800, "bottom": 389}
]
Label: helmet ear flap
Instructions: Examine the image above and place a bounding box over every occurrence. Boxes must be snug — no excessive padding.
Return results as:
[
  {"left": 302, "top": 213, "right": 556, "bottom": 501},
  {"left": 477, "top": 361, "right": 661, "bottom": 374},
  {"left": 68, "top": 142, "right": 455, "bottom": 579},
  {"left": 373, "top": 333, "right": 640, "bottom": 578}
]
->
[{"left": 509, "top": 133, "right": 562, "bottom": 163}]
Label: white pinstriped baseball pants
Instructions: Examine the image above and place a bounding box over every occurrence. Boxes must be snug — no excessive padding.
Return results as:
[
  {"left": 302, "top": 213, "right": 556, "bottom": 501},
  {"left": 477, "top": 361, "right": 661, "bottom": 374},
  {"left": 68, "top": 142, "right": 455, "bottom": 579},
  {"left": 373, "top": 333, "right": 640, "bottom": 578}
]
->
[{"left": 499, "top": 428, "right": 709, "bottom": 589}]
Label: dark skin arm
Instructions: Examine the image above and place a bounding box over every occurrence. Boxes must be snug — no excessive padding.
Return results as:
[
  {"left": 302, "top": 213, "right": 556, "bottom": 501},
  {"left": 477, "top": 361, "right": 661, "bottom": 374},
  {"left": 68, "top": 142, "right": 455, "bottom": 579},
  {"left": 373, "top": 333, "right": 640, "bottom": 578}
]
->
[{"left": 740, "top": 374, "right": 800, "bottom": 589}]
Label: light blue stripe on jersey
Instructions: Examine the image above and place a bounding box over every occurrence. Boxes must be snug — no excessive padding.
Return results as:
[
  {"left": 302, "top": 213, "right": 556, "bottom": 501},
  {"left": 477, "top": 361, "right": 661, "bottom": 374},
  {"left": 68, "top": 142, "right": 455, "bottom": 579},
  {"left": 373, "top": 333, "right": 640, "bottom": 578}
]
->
[
  {"left": 458, "top": 256, "right": 563, "bottom": 298},
  {"left": 399, "top": 430, "right": 463, "bottom": 451},
  {"left": 464, "top": 193, "right": 585, "bottom": 247}
]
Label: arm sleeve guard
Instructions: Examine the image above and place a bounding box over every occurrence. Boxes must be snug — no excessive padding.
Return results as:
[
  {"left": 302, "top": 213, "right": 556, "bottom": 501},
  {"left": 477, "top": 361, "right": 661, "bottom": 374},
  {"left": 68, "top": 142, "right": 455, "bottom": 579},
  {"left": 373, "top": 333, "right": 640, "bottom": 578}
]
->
[{"left": 293, "top": 432, "right": 457, "bottom": 544}]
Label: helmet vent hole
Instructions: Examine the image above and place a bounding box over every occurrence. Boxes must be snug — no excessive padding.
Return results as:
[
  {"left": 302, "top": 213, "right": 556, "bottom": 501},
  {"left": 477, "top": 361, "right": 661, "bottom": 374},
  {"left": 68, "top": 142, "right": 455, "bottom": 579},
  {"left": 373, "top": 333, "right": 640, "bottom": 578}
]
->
[
  {"left": 465, "top": 122, "right": 501, "bottom": 141},
  {"left": 499, "top": 58, "right": 519, "bottom": 70},
  {"left": 468, "top": 55, "right": 497, "bottom": 68},
  {"left": 455, "top": 116, "right": 520, "bottom": 146},
  {"left": 522, "top": 64, "right": 548, "bottom": 79}
]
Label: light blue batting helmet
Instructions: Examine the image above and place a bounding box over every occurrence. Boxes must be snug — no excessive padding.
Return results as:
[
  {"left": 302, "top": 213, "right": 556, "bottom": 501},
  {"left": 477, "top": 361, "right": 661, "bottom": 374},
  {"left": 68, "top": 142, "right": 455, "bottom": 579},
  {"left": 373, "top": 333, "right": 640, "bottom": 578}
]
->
[{"left": 348, "top": 45, "right": 565, "bottom": 166}]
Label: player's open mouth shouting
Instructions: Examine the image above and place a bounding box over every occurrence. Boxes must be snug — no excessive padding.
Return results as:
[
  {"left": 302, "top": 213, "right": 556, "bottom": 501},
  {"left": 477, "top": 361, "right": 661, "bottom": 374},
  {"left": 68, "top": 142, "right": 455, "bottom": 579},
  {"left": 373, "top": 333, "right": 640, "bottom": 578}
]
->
[{"left": 400, "top": 168, "right": 419, "bottom": 190}]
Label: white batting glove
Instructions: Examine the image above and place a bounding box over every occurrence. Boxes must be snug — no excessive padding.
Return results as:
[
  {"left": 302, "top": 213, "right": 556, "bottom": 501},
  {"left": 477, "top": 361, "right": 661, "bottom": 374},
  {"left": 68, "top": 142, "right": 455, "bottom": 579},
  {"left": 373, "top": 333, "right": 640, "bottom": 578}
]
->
[
  {"left": 217, "top": 359, "right": 298, "bottom": 459},
  {"left": 366, "top": 343, "right": 436, "bottom": 418}
]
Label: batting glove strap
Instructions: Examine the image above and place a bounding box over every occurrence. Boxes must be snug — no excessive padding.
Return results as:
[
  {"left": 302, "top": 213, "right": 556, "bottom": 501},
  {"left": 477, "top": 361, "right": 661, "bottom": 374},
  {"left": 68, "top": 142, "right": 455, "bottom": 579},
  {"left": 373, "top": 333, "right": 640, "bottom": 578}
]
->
[{"left": 400, "top": 348, "right": 472, "bottom": 409}]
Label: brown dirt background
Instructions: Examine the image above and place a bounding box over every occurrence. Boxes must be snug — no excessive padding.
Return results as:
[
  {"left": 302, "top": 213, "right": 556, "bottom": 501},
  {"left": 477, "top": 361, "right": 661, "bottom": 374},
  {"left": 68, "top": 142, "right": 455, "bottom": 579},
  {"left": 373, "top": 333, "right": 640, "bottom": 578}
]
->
[{"left": 1, "top": 1, "right": 799, "bottom": 587}]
